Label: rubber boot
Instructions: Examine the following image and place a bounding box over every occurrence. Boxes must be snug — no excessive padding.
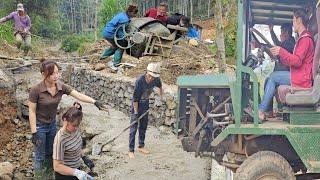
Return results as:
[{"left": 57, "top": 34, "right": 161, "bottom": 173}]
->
[
  {"left": 113, "top": 49, "right": 124, "bottom": 66},
  {"left": 34, "top": 169, "right": 45, "bottom": 180},
  {"left": 100, "top": 47, "right": 115, "bottom": 60},
  {"left": 23, "top": 46, "right": 30, "bottom": 57},
  {"left": 44, "top": 157, "right": 54, "bottom": 179}
]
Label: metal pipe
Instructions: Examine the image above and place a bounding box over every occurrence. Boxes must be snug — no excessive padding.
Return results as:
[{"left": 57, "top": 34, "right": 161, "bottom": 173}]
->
[{"left": 207, "top": 112, "right": 228, "bottom": 118}]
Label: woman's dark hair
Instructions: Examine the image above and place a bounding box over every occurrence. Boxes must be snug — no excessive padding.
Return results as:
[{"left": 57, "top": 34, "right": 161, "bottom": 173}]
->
[
  {"left": 39, "top": 58, "right": 60, "bottom": 80},
  {"left": 73, "top": 102, "right": 82, "bottom": 111},
  {"left": 62, "top": 105, "right": 83, "bottom": 123},
  {"left": 126, "top": 3, "right": 138, "bottom": 14},
  {"left": 293, "top": 8, "right": 309, "bottom": 27}
]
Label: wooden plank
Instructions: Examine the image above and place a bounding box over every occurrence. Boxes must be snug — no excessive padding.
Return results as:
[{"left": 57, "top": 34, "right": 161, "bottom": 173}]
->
[{"left": 189, "top": 88, "right": 198, "bottom": 137}]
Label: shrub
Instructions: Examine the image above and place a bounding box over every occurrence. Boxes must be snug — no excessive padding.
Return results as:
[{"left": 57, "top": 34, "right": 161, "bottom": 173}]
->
[{"left": 60, "top": 34, "right": 94, "bottom": 53}]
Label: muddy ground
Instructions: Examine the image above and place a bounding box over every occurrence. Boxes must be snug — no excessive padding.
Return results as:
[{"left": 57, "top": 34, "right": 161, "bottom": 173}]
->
[
  {"left": 61, "top": 96, "right": 212, "bottom": 180},
  {"left": 2, "top": 67, "right": 215, "bottom": 180},
  {"left": 0, "top": 18, "right": 231, "bottom": 179}
]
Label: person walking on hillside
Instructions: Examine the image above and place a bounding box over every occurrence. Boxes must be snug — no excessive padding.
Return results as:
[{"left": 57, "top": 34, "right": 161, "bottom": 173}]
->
[
  {"left": 0, "top": 3, "right": 31, "bottom": 56},
  {"left": 128, "top": 63, "right": 164, "bottom": 159},
  {"left": 28, "top": 59, "right": 108, "bottom": 177},
  {"left": 100, "top": 4, "right": 138, "bottom": 71}
]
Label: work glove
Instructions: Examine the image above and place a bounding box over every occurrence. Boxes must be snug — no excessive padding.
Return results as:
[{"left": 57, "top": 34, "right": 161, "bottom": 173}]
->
[
  {"left": 94, "top": 100, "right": 108, "bottom": 112},
  {"left": 31, "top": 132, "right": 38, "bottom": 145},
  {"left": 82, "top": 156, "right": 95, "bottom": 169},
  {"left": 73, "top": 169, "right": 94, "bottom": 180}
]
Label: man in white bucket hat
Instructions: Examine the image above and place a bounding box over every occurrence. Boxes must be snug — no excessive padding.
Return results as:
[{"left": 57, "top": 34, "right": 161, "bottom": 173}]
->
[{"left": 128, "top": 63, "right": 164, "bottom": 159}]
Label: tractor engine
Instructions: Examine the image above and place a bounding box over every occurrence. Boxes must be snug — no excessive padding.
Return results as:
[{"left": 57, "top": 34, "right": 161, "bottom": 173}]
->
[{"left": 177, "top": 87, "right": 233, "bottom": 157}]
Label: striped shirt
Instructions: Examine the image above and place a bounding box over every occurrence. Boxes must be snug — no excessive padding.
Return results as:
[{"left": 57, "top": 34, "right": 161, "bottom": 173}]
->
[{"left": 53, "top": 129, "right": 82, "bottom": 168}]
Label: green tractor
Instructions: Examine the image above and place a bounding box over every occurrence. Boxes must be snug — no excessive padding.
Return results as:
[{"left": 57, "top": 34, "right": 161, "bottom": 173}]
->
[{"left": 176, "top": 0, "right": 320, "bottom": 179}]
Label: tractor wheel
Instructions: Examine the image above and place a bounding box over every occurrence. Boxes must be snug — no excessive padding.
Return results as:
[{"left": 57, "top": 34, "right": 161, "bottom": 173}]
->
[{"left": 234, "top": 151, "right": 295, "bottom": 180}]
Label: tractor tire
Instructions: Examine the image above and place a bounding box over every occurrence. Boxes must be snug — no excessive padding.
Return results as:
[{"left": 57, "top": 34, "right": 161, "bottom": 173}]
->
[{"left": 234, "top": 151, "right": 295, "bottom": 180}]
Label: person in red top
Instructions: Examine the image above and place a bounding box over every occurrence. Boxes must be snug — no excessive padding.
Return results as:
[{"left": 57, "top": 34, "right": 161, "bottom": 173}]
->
[
  {"left": 259, "top": 8, "right": 315, "bottom": 120},
  {"left": 144, "top": 3, "right": 168, "bottom": 25},
  {"left": 271, "top": 8, "right": 315, "bottom": 88}
]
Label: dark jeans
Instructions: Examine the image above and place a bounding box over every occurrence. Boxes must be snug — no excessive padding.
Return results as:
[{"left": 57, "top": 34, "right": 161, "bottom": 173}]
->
[
  {"left": 129, "top": 101, "right": 149, "bottom": 152},
  {"left": 259, "top": 71, "right": 290, "bottom": 112},
  {"left": 34, "top": 120, "right": 57, "bottom": 175},
  {"left": 55, "top": 172, "right": 78, "bottom": 180}
]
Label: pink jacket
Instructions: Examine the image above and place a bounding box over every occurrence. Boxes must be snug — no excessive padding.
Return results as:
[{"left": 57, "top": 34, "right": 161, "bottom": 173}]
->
[{"left": 279, "top": 30, "right": 315, "bottom": 88}]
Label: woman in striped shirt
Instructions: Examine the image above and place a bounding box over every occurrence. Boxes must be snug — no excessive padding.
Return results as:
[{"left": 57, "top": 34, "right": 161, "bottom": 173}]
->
[{"left": 53, "top": 103, "right": 94, "bottom": 180}]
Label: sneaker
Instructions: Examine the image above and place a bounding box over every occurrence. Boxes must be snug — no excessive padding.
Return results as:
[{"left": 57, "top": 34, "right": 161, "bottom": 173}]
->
[
  {"left": 138, "top": 148, "right": 150, "bottom": 154},
  {"left": 128, "top": 152, "right": 136, "bottom": 159}
]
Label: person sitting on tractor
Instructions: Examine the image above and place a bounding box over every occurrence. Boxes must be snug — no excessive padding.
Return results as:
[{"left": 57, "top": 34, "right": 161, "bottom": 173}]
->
[
  {"left": 0, "top": 3, "right": 31, "bottom": 56},
  {"left": 262, "top": 23, "right": 295, "bottom": 118},
  {"left": 259, "top": 8, "right": 315, "bottom": 121},
  {"left": 144, "top": 3, "right": 168, "bottom": 25},
  {"left": 100, "top": 4, "right": 138, "bottom": 70}
]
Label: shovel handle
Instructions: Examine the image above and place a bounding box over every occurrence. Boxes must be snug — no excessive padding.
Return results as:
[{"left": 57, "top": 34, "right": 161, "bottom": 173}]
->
[{"left": 101, "top": 110, "right": 150, "bottom": 147}]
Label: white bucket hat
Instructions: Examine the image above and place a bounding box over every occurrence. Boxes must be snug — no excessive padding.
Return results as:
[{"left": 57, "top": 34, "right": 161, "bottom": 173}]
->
[
  {"left": 17, "top": 3, "right": 24, "bottom": 12},
  {"left": 147, "top": 63, "right": 161, "bottom": 78}
]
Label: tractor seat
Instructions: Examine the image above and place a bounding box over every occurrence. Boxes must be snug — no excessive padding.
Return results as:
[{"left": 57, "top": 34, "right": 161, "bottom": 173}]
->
[
  {"left": 278, "top": 75, "right": 320, "bottom": 105},
  {"left": 277, "top": 6, "right": 320, "bottom": 106}
]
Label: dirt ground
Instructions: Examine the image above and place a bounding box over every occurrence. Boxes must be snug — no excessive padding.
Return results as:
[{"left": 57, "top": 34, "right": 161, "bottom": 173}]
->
[
  {"left": 60, "top": 96, "right": 212, "bottom": 180},
  {"left": 0, "top": 18, "right": 225, "bottom": 179},
  {"left": 194, "top": 18, "right": 215, "bottom": 40},
  {"left": 2, "top": 68, "right": 212, "bottom": 179},
  {"left": 0, "top": 17, "right": 233, "bottom": 86},
  {"left": 85, "top": 38, "right": 234, "bottom": 85},
  {"left": 0, "top": 121, "right": 14, "bottom": 150}
]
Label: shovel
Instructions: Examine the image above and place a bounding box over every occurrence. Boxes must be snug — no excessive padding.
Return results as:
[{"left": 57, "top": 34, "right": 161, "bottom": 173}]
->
[{"left": 93, "top": 110, "right": 150, "bottom": 155}]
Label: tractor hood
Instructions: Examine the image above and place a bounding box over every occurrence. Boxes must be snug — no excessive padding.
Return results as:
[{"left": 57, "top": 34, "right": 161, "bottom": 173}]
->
[{"left": 177, "top": 73, "right": 234, "bottom": 88}]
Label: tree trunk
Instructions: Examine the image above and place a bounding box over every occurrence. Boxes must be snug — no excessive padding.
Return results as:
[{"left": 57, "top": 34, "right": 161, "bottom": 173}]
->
[
  {"left": 189, "top": 0, "right": 193, "bottom": 22},
  {"left": 94, "top": 0, "right": 98, "bottom": 41},
  {"left": 208, "top": 0, "right": 211, "bottom": 18},
  {"left": 215, "top": 0, "right": 226, "bottom": 73}
]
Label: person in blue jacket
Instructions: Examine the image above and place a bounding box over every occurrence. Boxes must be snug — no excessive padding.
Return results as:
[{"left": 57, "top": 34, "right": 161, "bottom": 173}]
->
[{"left": 100, "top": 4, "right": 138, "bottom": 70}]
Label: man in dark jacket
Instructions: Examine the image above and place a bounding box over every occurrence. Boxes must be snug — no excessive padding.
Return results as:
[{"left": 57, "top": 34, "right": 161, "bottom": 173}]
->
[
  {"left": 264, "top": 23, "right": 296, "bottom": 117},
  {"left": 269, "top": 23, "right": 296, "bottom": 71}
]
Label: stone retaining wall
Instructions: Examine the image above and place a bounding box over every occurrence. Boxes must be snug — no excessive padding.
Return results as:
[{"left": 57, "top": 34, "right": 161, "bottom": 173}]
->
[{"left": 61, "top": 64, "right": 178, "bottom": 126}]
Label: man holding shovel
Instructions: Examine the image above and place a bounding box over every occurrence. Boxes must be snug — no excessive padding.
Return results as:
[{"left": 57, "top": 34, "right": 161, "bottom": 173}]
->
[{"left": 128, "top": 63, "right": 163, "bottom": 159}]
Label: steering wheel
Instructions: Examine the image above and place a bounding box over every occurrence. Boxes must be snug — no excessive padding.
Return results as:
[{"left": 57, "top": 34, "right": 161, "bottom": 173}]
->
[
  {"left": 114, "top": 24, "right": 139, "bottom": 49},
  {"left": 250, "top": 28, "right": 278, "bottom": 61}
]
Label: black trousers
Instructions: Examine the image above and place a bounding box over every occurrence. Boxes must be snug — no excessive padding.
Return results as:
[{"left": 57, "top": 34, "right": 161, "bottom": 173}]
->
[{"left": 55, "top": 172, "right": 78, "bottom": 180}]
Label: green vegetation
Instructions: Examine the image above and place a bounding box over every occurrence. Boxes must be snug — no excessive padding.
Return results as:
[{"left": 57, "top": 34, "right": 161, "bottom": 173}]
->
[
  {"left": 99, "top": 0, "right": 125, "bottom": 33},
  {"left": 0, "top": 8, "right": 14, "bottom": 44},
  {"left": 0, "top": 0, "right": 238, "bottom": 55},
  {"left": 222, "top": 0, "right": 237, "bottom": 63},
  {"left": 60, "top": 33, "right": 95, "bottom": 53}
]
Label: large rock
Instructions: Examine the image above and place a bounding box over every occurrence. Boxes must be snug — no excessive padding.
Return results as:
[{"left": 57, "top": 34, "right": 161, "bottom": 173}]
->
[
  {"left": 0, "top": 162, "right": 14, "bottom": 180},
  {"left": 0, "top": 69, "right": 17, "bottom": 125}
]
